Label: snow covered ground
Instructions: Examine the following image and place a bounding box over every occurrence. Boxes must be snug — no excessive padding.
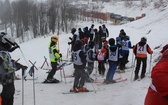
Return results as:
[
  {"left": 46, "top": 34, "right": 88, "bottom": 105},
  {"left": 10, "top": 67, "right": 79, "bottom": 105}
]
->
[{"left": 1, "top": 2, "right": 168, "bottom": 105}]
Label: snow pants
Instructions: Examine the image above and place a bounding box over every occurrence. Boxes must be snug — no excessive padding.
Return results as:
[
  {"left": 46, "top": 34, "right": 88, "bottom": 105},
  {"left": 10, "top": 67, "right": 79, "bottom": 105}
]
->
[
  {"left": 135, "top": 57, "right": 147, "bottom": 78},
  {"left": 73, "top": 68, "right": 86, "bottom": 88},
  {"left": 106, "top": 61, "right": 117, "bottom": 81},
  {"left": 1, "top": 83, "right": 15, "bottom": 105},
  {"left": 47, "top": 62, "right": 58, "bottom": 79}
]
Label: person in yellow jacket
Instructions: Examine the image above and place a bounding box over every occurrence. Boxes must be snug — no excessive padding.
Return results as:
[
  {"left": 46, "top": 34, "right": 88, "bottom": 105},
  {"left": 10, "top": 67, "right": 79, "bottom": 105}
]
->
[
  {"left": 44, "top": 36, "right": 62, "bottom": 83},
  {"left": 133, "top": 37, "right": 153, "bottom": 80}
]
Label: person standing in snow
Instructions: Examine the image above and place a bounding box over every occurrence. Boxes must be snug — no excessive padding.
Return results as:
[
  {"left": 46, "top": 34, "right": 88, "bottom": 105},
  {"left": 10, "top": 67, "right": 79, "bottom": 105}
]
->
[
  {"left": 71, "top": 40, "right": 88, "bottom": 92},
  {"left": 98, "top": 26, "right": 103, "bottom": 49},
  {"left": 104, "top": 38, "right": 122, "bottom": 84},
  {"left": 86, "top": 41, "right": 95, "bottom": 82},
  {"left": 119, "top": 35, "right": 132, "bottom": 72},
  {"left": 93, "top": 28, "right": 100, "bottom": 52},
  {"left": 144, "top": 44, "right": 168, "bottom": 105},
  {"left": 102, "top": 24, "right": 109, "bottom": 41},
  {"left": 0, "top": 33, "right": 27, "bottom": 105},
  {"left": 89, "top": 24, "right": 95, "bottom": 41},
  {"left": 133, "top": 37, "right": 153, "bottom": 80},
  {"left": 45, "top": 36, "right": 62, "bottom": 83}
]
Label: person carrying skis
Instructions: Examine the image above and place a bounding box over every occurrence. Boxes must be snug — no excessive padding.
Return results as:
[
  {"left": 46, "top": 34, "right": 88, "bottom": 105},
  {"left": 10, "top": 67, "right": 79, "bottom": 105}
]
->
[
  {"left": 104, "top": 38, "right": 122, "bottom": 84},
  {"left": 144, "top": 44, "right": 168, "bottom": 105},
  {"left": 86, "top": 41, "right": 95, "bottom": 82},
  {"left": 133, "top": 37, "right": 153, "bottom": 80},
  {"left": 45, "top": 36, "right": 62, "bottom": 83},
  {"left": 0, "top": 34, "right": 27, "bottom": 105},
  {"left": 71, "top": 40, "right": 88, "bottom": 92}
]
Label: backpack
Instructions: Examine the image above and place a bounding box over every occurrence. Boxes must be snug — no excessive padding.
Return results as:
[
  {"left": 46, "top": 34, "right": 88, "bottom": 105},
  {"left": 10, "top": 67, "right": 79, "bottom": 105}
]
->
[{"left": 97, "top": 51, "right": 105, "bottom": 61}]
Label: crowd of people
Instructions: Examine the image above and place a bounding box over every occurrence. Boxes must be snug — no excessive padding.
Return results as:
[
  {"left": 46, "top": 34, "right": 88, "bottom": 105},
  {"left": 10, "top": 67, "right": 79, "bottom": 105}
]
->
[
  {"left": 67, "top": 24, "right": 154, "bottom": 92},
  {"left": 1, "top": 23, "right": 167, "bottom": 105}
]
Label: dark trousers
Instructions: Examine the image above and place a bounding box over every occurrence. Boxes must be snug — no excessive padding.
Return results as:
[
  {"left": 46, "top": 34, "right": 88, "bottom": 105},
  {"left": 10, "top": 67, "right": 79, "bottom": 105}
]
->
[
  {"left": 98, "top": 61, "right": 106, "bottom": 75},
  {"left": 135, "top": 57, "right": 147, "bottom": 77},
  {"left": 47, "top": 62, "right": 57, "bottom": 79},
  {"left": 73, "top": 68, "right": 86, "bottom": 88},
  {"left": 120, "top": 53, "right": 129, "bottom": 70},
  {"left": 90, "top": 34, "right": 94, "bottom": 41},
  {"left": 1, "top": 83, "right": 15, "bottom": 105}
]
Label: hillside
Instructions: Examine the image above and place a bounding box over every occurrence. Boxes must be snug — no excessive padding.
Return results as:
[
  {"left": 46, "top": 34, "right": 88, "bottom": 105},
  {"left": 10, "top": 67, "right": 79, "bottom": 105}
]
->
[{"left": 0, "top": 1, "right": 168, "bottom": 105}]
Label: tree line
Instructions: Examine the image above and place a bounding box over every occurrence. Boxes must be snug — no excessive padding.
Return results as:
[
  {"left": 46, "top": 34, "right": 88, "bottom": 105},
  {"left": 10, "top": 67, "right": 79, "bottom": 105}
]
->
[{"left": 0, "top": 0, "right": 78, "bottom": 43}]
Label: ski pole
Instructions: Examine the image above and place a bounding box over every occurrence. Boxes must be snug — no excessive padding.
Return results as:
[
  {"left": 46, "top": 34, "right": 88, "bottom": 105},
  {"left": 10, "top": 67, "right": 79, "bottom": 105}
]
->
[
  {"left": 22, "top": 69, "right": 25, "bottom": 105},
  {"left": 148, "top": 54, "right": 152, "bottom": 76},
  {"left": 60, "top": 58, "right": 67, "bottom": 84},
  {"left": 85, "top": 70, "right": 96, "bottom": 93},
  {"left": 30, "top": 66, "right": 36, "bottom": 105},
  {"left": 130, "top": 57, "right": 136, "bottom": 81},
  {"left": 19, "top": 48, "right": 30, "bottom": 66}
]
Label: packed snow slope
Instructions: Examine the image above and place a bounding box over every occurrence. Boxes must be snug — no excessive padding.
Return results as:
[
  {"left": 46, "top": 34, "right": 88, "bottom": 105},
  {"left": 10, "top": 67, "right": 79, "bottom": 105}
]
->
[{"left": 1, "top": 2, "right": 168, "bottom": 105}]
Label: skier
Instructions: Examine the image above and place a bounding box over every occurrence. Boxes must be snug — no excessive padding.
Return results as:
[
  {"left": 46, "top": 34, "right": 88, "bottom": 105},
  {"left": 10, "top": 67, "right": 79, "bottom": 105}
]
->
[
  {"left": 144, "top": 44, "right": 168, "bottom": 105},
  {"left": 44, "top": 36, "right": 62, "bottom": 83},
  {"left": 86, "top": 41, "right": 95, "bottom": 82},
  {"left": 98, "top": 26, "right": 103, "bottom": 49},
  {"left": 104, "top": 38, "right": 122, "bottom": 84},
  {"left": 70, "top": 40, "right": 88, "bottom": 92},
  {"left": 120, "top": 35, "right": 132, "bottom": 71},
  {"left": 89, "top": 24, "right": 94, "bottom": 41},
  {"left": 0, "top": 34, "right": 27, "bottom": 105},
  {"left": 133, "top": 37, "right": 153, "bottom": 80},
  {"left": 78, "top": 28, "right": 85, "bottom": 40},
  {"left": 119, "top": 29, "right": 126, "bottom": 38},
  {"left": 96, "top": 43, "right": 108, "bottom": 77},
  {"left": 102, "top": 24, "right": 109, "bottom": 41},
  {"left": 68, "top": 28, "right": 78, "bottom": 52},
  {"left": 93, "top": 28, "right": 100, "bottom": 52}
]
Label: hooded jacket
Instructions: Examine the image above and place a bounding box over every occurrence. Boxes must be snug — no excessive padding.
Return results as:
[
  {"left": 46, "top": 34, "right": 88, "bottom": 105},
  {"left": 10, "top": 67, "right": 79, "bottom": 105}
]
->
[{"left": 145, "top": 47, "right": 168, "bottom": 105}]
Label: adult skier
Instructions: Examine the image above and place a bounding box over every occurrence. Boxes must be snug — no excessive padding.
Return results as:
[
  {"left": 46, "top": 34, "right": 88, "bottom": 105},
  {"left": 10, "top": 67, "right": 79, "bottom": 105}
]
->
[{"left": 133, "top": 37, "right": 153, "bottom": 80}]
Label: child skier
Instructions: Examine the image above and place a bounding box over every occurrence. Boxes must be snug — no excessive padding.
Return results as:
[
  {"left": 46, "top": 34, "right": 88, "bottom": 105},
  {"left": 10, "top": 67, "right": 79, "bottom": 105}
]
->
[
  {"left": 71, "top": 40, "right": 88, "bottom": 92},
  {"left": 104, "top": 38, "right": 122, "bottom": 84},
  {"left": 86, "top": 41, "right": 95, "bottom": 82}
]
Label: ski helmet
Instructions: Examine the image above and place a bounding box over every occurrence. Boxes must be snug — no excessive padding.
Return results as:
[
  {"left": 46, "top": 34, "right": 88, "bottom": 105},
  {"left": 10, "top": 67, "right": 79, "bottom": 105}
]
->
[{"left": 51, "top": 36, "right": 58, "bottom": 43}]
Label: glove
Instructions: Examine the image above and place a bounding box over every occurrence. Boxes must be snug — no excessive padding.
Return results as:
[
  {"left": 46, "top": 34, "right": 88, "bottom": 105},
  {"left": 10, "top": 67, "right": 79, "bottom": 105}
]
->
[
  {"left": 59, "top": 53, "right": 62, "bottom": 58},
  {"left": 68, "top": 42, "right": 71, "bottom": 45}
]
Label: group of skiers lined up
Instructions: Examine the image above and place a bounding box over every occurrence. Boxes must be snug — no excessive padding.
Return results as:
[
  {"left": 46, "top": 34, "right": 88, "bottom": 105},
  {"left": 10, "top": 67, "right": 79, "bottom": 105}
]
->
[{"left": 68, "top": 25, "right": 153, "bottom": 92}]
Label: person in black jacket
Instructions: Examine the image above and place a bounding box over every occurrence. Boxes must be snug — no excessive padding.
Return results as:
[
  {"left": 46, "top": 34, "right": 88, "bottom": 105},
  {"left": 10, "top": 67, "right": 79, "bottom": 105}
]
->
[{"left": 70, "top": 40, "right": 88, "bottom": 92}]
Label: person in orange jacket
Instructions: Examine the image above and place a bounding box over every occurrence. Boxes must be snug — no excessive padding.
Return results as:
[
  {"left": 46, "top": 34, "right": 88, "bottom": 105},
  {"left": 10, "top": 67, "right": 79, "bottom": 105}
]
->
[
  {"left": 133, "top": 37, "right": 153, "bottom": 80},
  {"left": 144, "top": 44, "right": 168, "bottom": 105}
]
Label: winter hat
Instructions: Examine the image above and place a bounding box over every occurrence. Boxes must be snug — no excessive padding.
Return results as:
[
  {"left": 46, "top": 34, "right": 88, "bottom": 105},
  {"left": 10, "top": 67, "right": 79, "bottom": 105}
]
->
[
  {"left": 108, "top": 38, "right": 115, "bottom": 46},
  {"left": 161, "top": 44, "right": 168, "bottom": 53},
  {"left": 71, "top": 28, "right": 76, "bottom": 34},
  {"left": 141, "top": 37, "right": 147, "bottom": 41}
]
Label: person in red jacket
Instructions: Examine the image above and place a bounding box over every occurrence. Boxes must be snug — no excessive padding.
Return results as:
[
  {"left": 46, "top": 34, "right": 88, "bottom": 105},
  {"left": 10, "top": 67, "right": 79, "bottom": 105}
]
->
[{"left": 144, "top": 44, "right": 168, "bottom": 105}]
